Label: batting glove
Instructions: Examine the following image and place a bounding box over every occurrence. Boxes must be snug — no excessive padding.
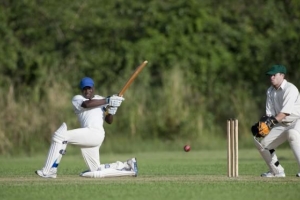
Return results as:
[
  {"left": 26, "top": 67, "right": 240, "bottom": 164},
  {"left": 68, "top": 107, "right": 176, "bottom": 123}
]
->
[
  {"left": 106, "top": 95, "right": 125, "bottom": 107},
  {"left": 107, "top": 106, "right": 118, "bottom": 115}
]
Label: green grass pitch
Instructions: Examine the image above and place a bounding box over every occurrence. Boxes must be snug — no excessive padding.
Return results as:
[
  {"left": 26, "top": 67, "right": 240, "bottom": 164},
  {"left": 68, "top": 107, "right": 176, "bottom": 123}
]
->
[{"left": 0, "top": 149, "right": 299, "bottom": 200}]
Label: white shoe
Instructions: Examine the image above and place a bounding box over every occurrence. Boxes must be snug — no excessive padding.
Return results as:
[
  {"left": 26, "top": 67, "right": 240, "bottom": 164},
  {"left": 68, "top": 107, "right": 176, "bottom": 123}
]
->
[
  {"left": 35, "top": 169, "right": 57, "bottom": 178},
  {"left": 127, "top": 158, "right": 138, "bottom": 177},
  {"left": 296, "top": 173, "right": 300, "bottom": 177},
  {"left": 261, "top": 171, "right": 285, "bottom": 177}
]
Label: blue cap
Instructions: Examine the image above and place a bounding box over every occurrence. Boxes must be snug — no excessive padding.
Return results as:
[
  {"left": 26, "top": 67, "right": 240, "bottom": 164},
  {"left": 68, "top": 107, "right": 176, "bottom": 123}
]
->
[{"left": 79, "top": 77, "right": 94, "bottom": 89}]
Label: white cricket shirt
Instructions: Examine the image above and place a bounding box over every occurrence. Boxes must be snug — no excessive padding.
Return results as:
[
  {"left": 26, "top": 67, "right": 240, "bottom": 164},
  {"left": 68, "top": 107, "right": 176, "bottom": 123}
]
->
[
  {"left": 72, "top": 95, "right": 106, "bottom": 129},
  {"left": 266, "top": 79, "right": 300, "bottom": 123}
]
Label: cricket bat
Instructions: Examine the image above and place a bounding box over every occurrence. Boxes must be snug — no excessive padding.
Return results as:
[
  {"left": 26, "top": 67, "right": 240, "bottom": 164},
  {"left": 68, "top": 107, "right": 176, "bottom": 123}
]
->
[{"left": 118, "top": 60, "right": 148, "bottom": 96}]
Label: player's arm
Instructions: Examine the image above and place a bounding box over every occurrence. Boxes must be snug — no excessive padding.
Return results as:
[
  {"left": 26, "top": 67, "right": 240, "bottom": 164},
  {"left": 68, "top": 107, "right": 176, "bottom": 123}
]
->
[
  {"left": 81, "top": 99, "right": 106, "bottom": 108},
  {"left": 81, "top": 95, "right": 124, "bottom": 108},
  {"left": 274, "top": 112, "right": 289, "bottom": 122},
  {"left": 265, "top": 88, "right": 274, "bottom": 116}
]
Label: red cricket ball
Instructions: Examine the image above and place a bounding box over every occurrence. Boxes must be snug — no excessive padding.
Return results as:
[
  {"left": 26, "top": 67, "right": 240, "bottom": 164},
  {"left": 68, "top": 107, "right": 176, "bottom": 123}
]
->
[{"left": 184, "top": 145, "right": 191, "bottom": 152}]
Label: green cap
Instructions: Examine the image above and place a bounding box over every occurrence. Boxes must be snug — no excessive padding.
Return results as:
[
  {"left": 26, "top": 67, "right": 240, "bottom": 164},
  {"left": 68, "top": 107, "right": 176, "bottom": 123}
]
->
[{"left": 266, "top": 65, "right": 286, "bottom": 75}]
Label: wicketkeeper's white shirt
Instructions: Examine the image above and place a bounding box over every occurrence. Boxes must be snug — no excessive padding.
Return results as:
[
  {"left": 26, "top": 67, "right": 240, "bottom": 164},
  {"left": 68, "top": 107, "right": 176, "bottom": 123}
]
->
[{"left": 266, "top": 79, "right": 300, "bottom": 123}]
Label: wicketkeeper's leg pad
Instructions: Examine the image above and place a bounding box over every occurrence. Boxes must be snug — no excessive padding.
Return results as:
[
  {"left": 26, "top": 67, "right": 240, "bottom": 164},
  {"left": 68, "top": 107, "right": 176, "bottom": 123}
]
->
[
  {"left": 287, "top": 129, "right": 300, "bottom": 170},
  {"left": 254, "top": 137, "right": 284, "bottom": 175}
]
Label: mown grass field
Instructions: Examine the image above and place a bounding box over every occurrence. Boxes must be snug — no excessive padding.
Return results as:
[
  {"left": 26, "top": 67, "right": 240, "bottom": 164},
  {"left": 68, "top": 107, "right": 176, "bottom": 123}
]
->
[{"left": 0, "top": 148, "right": 299, "bottom": 200}]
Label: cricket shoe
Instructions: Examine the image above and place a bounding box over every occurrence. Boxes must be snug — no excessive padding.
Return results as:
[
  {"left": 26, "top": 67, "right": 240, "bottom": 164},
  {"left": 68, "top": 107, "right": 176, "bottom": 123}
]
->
[
  {"left": 127, "top": 157, "right": 138, "bottom": 177},
  {"left": 296, "top": 173, "right": 300, "bottom": 177},
  {"left": 261, "top": 171, "right": 285, "bottom": 178},
  {"left": 35, "top": 169, "right": 57, "bottom": 178}
]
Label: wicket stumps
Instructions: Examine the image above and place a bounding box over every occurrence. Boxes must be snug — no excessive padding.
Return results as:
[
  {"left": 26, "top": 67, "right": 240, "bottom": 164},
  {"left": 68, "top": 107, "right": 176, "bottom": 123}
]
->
[{"left": 227, "top": 119, "right": 238, "bottom": 177}]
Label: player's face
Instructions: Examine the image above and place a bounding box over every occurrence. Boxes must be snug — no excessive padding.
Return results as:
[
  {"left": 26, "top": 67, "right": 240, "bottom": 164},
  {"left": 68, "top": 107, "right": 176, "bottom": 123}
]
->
[
  {"left": 82, "top": 86, "right": 94, "bottom": 99},
  {"left": 269, "top": 73, "right": 284, "bottom": 89}
]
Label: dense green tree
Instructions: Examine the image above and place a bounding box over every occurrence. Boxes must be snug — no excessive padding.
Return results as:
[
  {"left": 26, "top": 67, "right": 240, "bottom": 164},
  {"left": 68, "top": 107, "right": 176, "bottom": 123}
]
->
[{"left": 0, "top": 0, "right": 299, "bottom": 154}]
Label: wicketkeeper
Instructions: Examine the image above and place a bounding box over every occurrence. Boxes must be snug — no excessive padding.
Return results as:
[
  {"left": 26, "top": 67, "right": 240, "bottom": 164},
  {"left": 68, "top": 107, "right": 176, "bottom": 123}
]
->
[
  {"left": 36, "top": 77, "right": 138, "bottom": 178},
  {"left": 251, "top": 65, "right": 300, "bottom": 177}
]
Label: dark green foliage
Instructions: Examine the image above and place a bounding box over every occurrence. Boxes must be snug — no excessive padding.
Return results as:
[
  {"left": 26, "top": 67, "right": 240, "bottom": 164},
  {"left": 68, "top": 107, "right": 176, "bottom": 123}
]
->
[{"left": 0, "top": 0, "right": 299, "bottom": 154}]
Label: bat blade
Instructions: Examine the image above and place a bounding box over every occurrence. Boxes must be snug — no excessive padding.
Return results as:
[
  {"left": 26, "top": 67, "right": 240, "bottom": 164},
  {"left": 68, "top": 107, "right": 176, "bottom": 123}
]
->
[{"left": 118, "top": 60, "right": 148, "bottom": 96}]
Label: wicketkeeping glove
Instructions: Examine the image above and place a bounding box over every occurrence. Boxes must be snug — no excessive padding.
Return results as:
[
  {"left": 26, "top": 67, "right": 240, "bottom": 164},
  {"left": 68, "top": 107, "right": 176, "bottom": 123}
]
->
[
  {"left": 106, "top": 95, "right": 124, "bottom": 107},
  {"left": 251, "top": 122, "right": 259, "bottom": 137},
  {"left": 251, "top": 115, "right": 278, "bottom": 137}
]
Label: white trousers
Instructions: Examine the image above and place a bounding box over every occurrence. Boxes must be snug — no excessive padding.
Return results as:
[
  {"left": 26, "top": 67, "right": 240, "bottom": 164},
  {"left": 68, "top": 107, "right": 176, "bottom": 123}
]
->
[
  {"left": 260, "top": 119, "right": 300, "bottom": 171},
  {"left": 64, "top": 126, "right": 105, "bottom": 171},
  {"left": 42, "top": 123, "right": 105, "bottom": 174}
]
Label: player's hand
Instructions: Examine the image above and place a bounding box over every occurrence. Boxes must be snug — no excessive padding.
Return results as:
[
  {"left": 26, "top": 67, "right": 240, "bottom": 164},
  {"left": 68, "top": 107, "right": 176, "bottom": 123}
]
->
[
  {"left": 107, "top": 106, "right": 118, "bottom": 115},
  {"left": 251, "top": 116, "right": 278, "bottom": 138},
  {"left": 106, "top": 95, "right": 125, "bottom": 107},
  {"left": 258, "top": 115, "right": 278, "bottom": 136}
]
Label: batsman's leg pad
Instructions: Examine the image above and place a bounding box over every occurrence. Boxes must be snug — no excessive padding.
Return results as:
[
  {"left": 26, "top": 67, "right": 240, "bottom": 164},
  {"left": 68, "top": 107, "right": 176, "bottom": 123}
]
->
[
  {"left": 53, "top": 140, "right": 68, "bottom": 168},
  {"left": 53, "top": 122, "right": 67, "bottom": 143},
  {"left": 99, "top": 161, "right": 129, "bottom": 171},
  {"left": 80, "top": 169, "right": 136, "bottom": 178},
  {"left": 42, "top": 141, "right": 62, "bottom": 174},
  {"left": 42, "top": 123, "right": 68, "bottom": 174}
]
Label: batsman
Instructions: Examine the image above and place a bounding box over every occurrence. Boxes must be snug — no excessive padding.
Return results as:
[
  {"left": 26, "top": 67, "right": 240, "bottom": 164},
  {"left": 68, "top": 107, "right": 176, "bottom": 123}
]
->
[
  {"left": 251, "top": 65, "right": 300, "bottom": 177},
  {"left": 35, "top": 77, "right": 138, "bottom": 178}
]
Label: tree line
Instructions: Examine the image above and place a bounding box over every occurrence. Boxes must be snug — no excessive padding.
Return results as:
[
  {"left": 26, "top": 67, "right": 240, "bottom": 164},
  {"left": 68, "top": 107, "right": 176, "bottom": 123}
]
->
[{"left": 0, "top": 0, "right": 299, "bottom": 154}]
